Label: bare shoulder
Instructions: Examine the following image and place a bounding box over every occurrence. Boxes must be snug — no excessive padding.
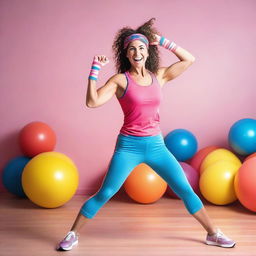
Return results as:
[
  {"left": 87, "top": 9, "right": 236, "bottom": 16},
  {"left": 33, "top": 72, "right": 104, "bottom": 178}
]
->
[
  {"left": 102, "top": 73, "right": 126, "bottom": 89},
  {"left": 111, "top": 73, "right": 127, "bottom": 88}
]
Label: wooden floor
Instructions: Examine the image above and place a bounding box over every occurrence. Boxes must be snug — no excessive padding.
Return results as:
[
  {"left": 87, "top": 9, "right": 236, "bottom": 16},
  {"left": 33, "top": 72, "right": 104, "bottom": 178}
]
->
[{"left": 0, "top": 191, "right": 256, "bottom": 256}]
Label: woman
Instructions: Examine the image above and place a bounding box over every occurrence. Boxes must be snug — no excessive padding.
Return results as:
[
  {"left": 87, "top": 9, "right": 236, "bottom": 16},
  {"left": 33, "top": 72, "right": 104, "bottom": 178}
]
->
[{"left": 57, "top": 18, "right": 235, "bottom": 251}]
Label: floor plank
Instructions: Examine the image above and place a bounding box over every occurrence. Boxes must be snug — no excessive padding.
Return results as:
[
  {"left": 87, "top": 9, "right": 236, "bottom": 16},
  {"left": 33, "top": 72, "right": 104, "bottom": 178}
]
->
[{"left": 0, "top": 192, "right": 255, "bottom": 256}]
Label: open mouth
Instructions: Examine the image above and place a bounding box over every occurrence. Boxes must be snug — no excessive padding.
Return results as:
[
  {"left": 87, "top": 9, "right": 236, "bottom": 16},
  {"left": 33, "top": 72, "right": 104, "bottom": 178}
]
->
[{"left": 133, "top": 57, "right": 143, "bottom": 62}]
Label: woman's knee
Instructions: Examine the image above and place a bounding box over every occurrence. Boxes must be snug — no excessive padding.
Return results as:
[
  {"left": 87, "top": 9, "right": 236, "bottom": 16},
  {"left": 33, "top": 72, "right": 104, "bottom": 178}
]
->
[
  {"left": 96, "top": 187, "right": 117, "bottom": 202},
  {"left": 172, "top": 182, "right": 195, "bottom": 199}
]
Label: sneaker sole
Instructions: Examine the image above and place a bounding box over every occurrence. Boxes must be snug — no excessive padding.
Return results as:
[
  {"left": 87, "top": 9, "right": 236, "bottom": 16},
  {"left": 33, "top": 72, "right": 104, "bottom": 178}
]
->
[
  {"left": 57, "top": 240, "right": 78, "bottom": 251},
  {"left": 206, "top": 241, "right": 236, "bottom": 248}
]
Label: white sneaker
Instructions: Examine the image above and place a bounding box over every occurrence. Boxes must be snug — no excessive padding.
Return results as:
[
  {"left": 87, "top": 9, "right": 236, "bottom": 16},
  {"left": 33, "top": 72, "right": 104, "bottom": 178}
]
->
[
  {"left": 206, "top": 229, "right": 236, "bottom": 248},
  {"left": 57, "top": 231, "right": 78, "bottom": 251}
]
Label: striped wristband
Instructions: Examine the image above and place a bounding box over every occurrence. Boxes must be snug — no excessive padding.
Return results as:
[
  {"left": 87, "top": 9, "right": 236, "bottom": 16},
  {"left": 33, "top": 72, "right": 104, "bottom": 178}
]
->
[
  {"left": 159, "top": 36, "right": 178, "bottom": 52},
  {"left": 88, "top": 59, "right": 102, "bottom": 81}
]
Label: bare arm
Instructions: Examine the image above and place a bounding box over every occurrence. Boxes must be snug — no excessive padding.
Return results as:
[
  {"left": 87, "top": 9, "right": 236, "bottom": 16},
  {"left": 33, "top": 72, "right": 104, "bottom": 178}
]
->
[
  {"left": 151, "top": 34, "right": 195, "bottom": 85},
  {"left": 86, "top": 55, "right": 118, "bottom": 108},
  {"left": 86, "top": 75, "right": 118, "bottom": 108},
  {"left": 160, "top": 46, "right": 195, "bottom": 84}
]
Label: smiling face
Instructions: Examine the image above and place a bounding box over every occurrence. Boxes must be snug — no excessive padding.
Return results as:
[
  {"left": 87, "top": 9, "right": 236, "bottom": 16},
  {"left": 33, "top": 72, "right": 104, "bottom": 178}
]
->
[{"left": 126, "top": 40, "right": 149, "bottom": 68}]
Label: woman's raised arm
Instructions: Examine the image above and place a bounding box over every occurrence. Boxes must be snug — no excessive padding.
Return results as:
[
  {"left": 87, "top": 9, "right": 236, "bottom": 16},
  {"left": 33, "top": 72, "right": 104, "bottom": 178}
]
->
[
  {"left": 151, "top": 34, "right": 195, "bottom": 85},
  {"left": 86, "top": 55, "right": 118, "bottom": 108}
]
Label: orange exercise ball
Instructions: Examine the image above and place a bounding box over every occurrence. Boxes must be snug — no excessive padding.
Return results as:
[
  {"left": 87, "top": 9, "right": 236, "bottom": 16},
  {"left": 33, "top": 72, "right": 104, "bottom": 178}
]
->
[
  {"left": 124, "top": 163, "right": 167, "bottom": 204},
  {"left": 234, "top": 157, "right": 256, "bottom": 212},
  {"left": 19, "top": 121, "right": 56, "bottom": 157}
]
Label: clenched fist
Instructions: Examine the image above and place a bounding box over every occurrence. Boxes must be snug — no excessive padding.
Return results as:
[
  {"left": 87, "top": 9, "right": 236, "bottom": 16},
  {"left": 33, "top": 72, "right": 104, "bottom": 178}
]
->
[
  {"left": 89, "top": 55, "right": 110, "bottom": 81},
  {"left": 94, "top": 55, "right": 110, "bottom": 66}
]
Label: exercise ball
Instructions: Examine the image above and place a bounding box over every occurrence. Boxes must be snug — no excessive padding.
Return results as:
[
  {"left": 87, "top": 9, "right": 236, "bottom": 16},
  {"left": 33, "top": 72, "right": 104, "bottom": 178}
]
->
[
  {"left": 234, "top": 157, "right": 256, "bottom": 212},
  {"left": 199, "top": 160, "right": 241, "bottom": 205},
  {"left": 164, "top": 129, "right": 198, "bottom": 161},
  {"left": 22, "top": 152, "right": 79, "bottom": 208},
  {"left": 2, "top": 156, "right": 31, "bottom": 197},
  {"left": 188, "top": 146, "right": 219, "bottom": 174},
  {"left": 228, "top": 118, "right": 256, "bottom": 155},
  {"left": 166, "top": 162, "right": 199, "bottom": 199},
  {"left": 200, "top": 148, "right": 241, "bottom": 174},
  {"left": 19, "top": 121, "right": 56, "bottom": 157},
  {"left": 124, "top": 163, "right": 167, "bottom": 204},
  {"left": 244, "top": 152, "right": 256, "bottom": 162}
]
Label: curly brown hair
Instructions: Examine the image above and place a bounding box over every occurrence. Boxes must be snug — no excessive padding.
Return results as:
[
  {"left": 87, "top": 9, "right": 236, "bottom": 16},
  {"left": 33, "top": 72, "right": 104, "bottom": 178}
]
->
[{"left": 112, "top": 18, "right": 161, "bottom": 75}]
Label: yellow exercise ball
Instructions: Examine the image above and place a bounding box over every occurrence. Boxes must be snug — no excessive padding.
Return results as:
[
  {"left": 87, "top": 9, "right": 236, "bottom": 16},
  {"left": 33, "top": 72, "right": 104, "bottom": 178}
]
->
[
  {"left": 200, "top": 148, "right": 241, "bottom": 174},
  {"left": 22, "top": 152, "right": 79, "bottom": 208},
  {"left": 199, "top": 160, "right": 241, "bottom": 205}
]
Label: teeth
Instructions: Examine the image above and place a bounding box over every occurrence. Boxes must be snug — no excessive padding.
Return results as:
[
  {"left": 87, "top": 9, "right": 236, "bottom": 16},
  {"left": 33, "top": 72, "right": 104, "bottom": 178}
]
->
[{"left": 134, "top": 58, "right": 143, "bottom": 61}]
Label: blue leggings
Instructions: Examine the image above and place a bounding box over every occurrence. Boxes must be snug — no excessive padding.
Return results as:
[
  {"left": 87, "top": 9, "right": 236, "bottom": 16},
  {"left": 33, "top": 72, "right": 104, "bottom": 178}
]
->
[{"left": 80, "top": 133, "right": 203, "bottom": 218}]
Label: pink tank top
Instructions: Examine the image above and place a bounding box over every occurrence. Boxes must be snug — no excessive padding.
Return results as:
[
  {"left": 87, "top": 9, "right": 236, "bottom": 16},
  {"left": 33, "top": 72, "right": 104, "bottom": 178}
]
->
[{"left": 117, "top": 70, "right": 163, "bottom": 136}]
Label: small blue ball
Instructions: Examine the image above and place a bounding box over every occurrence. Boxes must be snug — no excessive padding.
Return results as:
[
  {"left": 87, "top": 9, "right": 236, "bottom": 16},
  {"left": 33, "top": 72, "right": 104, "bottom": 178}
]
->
[
  {"left": 2, "top": 156, "right": 31, "bottom": 197},
  {"left": 228, "top": 118, "right": 256, "bottom": 155},
  {"left": 164, "top": 129, "right": 198, "bottom": 161}
]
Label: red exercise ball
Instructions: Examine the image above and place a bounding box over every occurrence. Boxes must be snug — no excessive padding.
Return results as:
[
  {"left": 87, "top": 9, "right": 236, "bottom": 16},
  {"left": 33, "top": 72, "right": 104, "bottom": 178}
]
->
[
  {"left": 166, "top": 162, "right": 200, "bottom": 199},
  {"left": 234, "top": 157, "right": 256, "bottom": 212},
  {"left": 19, "top": 121, "right": 56, "bottom": 157},
  {"left": 244, "top": 152, "right": 256, "bottom": 162},
  {"left": 188, "top": 146, "right": 219, "bottom": 174},
  {"left": 124, "top": 163, "right": 167, "bottom": 204}
]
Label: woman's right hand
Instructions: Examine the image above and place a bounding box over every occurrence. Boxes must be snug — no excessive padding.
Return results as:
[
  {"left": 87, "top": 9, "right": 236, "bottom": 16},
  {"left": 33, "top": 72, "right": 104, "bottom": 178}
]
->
[
  {"left": 88, "top": 55, "right": 110, "bottom": 81},
  {"left": 93, "top": 55, "right": 110, "bottom": 67},
  {"left": 150, "top": 34, "right": 161, "bottom": 46}
]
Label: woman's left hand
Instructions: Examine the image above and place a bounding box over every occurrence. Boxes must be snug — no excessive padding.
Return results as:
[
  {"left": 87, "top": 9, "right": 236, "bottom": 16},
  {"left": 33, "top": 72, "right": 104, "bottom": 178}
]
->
[{"left": 150, "top": 34, "right": 161, "bottom": 46}]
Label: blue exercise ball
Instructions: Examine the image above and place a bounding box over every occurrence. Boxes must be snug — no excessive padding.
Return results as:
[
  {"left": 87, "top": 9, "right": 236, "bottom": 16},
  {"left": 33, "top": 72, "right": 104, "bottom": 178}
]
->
[
  {"left": 228, "top": 118, "right": 256, "bottom": 155},
  {"left": 2, "top": 156, "right": 31, "bottom": 197},
  {"left": 164, "top": 129, "right": 198, "bottom": 161}
]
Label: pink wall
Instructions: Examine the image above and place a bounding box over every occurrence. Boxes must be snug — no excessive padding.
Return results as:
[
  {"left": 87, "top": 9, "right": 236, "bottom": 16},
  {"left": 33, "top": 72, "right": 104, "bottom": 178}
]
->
[{"left": 1, "top": 0, "right": 255, "bottom": 195}]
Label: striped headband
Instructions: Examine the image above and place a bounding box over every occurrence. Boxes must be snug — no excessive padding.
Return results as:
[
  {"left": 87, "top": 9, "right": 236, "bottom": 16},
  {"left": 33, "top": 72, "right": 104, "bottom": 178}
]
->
[{"left": 123, "top": 33, "right": 149, "bottom": 49}]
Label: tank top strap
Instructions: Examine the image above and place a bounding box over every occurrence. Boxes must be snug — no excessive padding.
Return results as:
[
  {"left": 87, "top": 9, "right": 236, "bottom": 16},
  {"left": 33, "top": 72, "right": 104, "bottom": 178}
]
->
[
  {"left": 124, "top": 71, "right": 130, "bottom": 81},
  {"left": 150, "top": 71, "right": 162, "bottom": 88},
  {"left": 148, "top": 70, "right": 155, "bottom": 84},
  {"left": 125, "top": 71, "right": 134, "bottom": 85}
]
